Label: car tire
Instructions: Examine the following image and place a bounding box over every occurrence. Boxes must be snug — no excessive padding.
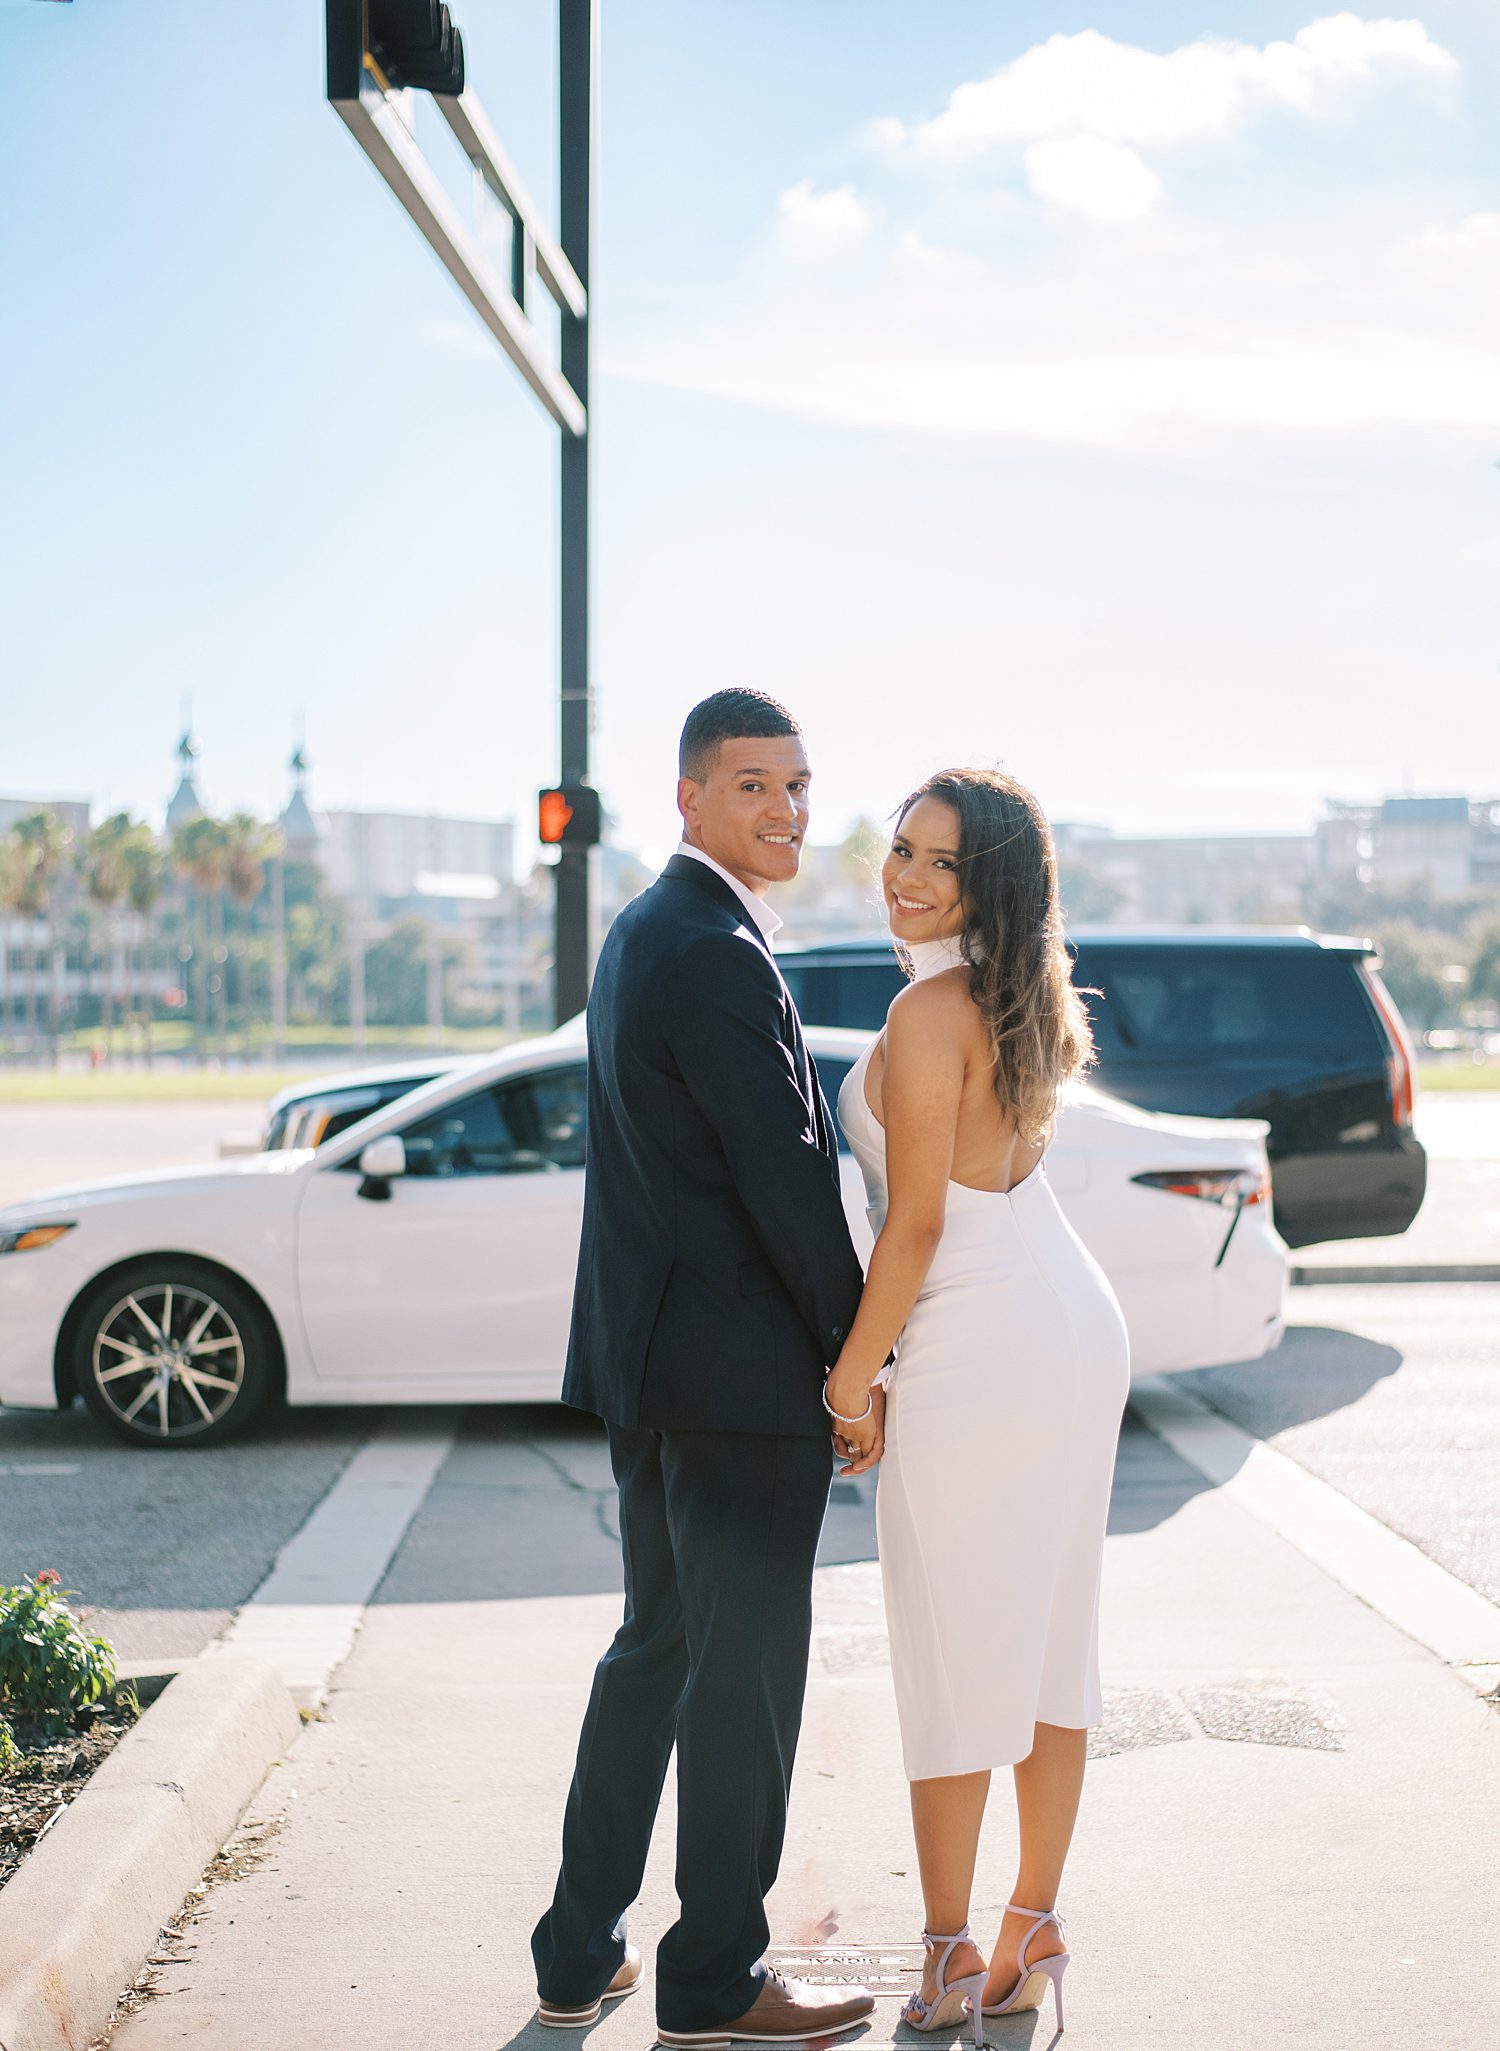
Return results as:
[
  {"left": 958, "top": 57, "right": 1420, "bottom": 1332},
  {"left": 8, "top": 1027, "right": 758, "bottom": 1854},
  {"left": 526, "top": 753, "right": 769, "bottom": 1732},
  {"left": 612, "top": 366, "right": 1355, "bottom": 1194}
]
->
[{"left": 73, "top": 1259, "right": 277, "bottom": 1448}]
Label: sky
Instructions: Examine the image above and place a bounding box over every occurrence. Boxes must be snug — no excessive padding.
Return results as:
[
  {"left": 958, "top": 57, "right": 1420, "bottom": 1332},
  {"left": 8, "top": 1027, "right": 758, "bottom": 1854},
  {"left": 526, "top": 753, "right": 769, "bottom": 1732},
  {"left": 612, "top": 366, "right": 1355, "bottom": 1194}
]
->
[{"left": 1, "top": 0, "right": 1497, "bottom": 873}]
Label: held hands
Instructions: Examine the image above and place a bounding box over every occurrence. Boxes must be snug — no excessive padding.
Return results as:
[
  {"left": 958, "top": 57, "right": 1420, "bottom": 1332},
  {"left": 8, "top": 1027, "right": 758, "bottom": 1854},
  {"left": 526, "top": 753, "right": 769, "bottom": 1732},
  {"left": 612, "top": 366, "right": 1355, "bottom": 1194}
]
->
[{"left": 824, "top": 1364, "right": 885, "bottom": 1476}]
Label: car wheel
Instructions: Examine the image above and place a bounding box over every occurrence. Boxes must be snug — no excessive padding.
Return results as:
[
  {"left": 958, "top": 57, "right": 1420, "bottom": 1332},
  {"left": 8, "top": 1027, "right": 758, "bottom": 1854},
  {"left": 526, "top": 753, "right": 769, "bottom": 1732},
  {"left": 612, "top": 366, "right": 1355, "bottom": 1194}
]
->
[{"left": 74, "top": 1260, "right": 276, "bottom": 1447}]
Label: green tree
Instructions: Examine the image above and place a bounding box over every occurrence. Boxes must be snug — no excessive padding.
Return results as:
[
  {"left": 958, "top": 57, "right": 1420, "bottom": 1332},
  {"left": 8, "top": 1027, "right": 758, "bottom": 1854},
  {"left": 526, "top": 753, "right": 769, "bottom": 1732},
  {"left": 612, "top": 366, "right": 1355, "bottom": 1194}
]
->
[
  {"left": 1372, "top": 923, "right": 1453, "bottom": 1032},
  {"left": 1467, "top": 914, "right": 1500, "bottom": 1006},
  {"left": 80, "top": 813, "right": 139, "bottom": 1040},
  {"left": 0, "top": 830, "right": 25, "bottom": 1052},
  {"left": 120, "top": 827, "right": 166, "bottom": 1063},
  {"left": 1057, "top": 857, "right": 1124, "bottom": 925},
  {"left": 172, "top": 815, "right": 233, "bottom": 1063},
  {"left": 363, "top": 918, "right": 432, "bottom": 1025},
  {"left": 224, "top": 814, "right": 277, "bottom": 1050},
  {"left": 9, "top": 811, "right": 75, "bottom": 1060},
  {"left": 838, "top": 816, "right": 886, "bottom": 881}
]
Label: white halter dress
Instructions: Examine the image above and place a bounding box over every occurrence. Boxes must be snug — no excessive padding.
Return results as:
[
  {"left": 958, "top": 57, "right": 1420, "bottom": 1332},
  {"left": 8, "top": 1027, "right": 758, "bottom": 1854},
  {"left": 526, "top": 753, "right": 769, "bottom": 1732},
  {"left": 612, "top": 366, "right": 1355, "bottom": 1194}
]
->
[{"left": 838, "top": 936, "right": 1130, "bottom": 1778}]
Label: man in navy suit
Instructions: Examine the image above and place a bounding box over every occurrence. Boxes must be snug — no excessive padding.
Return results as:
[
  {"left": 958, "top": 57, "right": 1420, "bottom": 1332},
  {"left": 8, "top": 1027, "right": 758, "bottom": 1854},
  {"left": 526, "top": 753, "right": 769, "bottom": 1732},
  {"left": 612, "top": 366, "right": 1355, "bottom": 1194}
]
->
[{"left": 532, "top": 691, "right": 878, "bottom": 2045}]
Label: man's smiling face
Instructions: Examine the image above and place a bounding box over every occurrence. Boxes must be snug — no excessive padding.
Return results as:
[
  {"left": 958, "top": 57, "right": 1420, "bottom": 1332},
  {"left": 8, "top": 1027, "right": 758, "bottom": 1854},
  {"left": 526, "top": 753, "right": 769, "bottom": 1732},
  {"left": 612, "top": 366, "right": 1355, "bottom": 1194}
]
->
[{"left": 677, "top": 734, "right": 811, "bottom": 894}]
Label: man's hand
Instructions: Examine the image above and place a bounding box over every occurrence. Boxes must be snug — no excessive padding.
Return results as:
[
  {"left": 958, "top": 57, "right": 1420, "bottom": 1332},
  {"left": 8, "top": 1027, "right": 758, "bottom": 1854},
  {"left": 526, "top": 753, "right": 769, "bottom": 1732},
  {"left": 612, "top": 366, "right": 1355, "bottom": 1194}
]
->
[{"left": 826, "top": 1371, "right": 885, "bottom": 1476}]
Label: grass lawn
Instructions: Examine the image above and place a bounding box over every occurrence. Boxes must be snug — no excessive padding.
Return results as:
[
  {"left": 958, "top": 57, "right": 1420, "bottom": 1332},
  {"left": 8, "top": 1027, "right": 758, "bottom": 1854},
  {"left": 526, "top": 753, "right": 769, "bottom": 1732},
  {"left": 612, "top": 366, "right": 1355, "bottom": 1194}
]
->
[
  {"left": 0, "top": 1068, "right": 327, "bottom": 1103},
  {"left": 1417, "top": 1062, "right": 1500, "bottom": 1092}
]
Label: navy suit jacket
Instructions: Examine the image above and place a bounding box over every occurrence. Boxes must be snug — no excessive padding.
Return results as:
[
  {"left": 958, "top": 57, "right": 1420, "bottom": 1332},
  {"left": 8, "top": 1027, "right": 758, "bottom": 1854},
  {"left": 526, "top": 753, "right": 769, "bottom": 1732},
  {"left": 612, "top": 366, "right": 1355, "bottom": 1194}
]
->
[{"left": 562, "top": 854, "right": 865, "bottom": 1438}]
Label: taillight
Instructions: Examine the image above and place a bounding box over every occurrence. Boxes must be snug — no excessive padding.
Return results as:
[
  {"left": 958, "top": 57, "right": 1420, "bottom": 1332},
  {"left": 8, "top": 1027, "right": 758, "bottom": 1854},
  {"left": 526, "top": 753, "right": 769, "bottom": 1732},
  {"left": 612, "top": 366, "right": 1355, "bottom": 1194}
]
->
[
  {"left": 1132, "top": 1168, "right": 1269, "bottom": 1206},
  {"left": 1360, "top": 964, "right": 1417, "bottom": 1129}
]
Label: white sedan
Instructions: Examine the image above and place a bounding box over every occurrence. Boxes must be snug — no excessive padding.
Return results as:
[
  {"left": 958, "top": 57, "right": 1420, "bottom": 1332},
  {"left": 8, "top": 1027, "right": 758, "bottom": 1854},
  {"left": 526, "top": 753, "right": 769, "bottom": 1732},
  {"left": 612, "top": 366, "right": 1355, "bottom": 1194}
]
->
[{"left": 0, "top": 1025, "right": 1286, "bottom": 1446}]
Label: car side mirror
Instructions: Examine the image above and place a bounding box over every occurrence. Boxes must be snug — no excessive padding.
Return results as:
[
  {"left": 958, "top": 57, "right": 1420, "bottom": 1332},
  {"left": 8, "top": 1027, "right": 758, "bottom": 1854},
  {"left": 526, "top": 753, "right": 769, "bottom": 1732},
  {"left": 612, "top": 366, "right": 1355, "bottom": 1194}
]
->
[{"left": 357, "top": 1134, "right": 407, "bottom": 1201}]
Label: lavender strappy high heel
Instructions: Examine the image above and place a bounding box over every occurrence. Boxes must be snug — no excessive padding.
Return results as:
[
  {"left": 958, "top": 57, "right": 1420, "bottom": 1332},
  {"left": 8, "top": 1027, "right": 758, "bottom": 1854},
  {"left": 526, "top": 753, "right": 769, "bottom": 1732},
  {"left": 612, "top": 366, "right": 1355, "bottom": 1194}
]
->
[
  {"left": 902, "top": 1926, "right": 988, "bottom": 2047},
  {"left": 978, "top": 1902, "right": 1070, "bottom": 2031}
]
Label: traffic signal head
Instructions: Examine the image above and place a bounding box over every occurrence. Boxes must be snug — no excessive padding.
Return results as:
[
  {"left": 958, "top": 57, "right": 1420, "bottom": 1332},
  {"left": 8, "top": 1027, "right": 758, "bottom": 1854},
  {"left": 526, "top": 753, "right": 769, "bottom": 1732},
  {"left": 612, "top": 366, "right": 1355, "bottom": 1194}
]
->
[
  {"left": 539, "top": 786, "right": 602, "bottom": 848},
  {"left": 370, "top": 1, "right": 466, "bottom": 95}
]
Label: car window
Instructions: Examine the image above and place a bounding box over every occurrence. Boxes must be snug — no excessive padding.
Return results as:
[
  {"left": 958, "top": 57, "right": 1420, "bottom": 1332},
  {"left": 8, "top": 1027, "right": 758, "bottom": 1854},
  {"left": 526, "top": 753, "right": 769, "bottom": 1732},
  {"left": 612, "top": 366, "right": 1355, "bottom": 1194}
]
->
[
  {"left": 319, "top": 1081, "right": 433, "bottom": 1147},
  {"left": 264, "top": 1104, "right": 296, "bottom": 1150},
  {"left": 779, "top": 958, "right": 901, "bottom": 1030},
  {"left": 1073, "top": 946, "right": 1375, "bottom": 1056},
  {"left": 521, "top": 1065, "right": 588, "bottom": 1169},
  {"left": 395, "top": 1066, "right": 589, "bottom": 1177},
  {"left": 399, "top": 1086, "right": 534, "bottom": 1176}
]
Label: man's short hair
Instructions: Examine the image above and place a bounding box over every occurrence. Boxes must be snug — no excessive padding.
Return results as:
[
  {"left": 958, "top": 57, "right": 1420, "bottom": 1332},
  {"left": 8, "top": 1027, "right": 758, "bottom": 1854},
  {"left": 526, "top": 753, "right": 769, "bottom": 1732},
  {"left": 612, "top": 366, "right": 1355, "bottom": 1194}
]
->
[{"left": 678, "top": 689, "right": 802, "bottom": 782}]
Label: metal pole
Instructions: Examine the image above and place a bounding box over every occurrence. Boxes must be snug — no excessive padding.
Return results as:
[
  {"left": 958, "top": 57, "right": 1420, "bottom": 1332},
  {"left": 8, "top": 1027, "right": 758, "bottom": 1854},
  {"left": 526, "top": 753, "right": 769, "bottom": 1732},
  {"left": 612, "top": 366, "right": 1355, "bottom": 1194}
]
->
[
  {"left": 426, "top": 920, "right": 444, "bottom": 1046},
  {"left": 270, "top": 848, "right": 288, "bottom": 1067},
  {"left": 555, "top": 0, "right": 594, "bottom": 1026}
]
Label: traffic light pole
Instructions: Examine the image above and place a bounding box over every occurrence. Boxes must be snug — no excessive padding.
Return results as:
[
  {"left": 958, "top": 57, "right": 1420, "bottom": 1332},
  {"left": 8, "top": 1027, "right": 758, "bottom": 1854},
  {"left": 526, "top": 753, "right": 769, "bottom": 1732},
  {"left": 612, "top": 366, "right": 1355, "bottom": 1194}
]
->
[
  {"left": 556, "top": 0, "right": 594, "bottom": 1026},
  {"left": 327, "top": 0, "right": 600, "bottom": 1030}
]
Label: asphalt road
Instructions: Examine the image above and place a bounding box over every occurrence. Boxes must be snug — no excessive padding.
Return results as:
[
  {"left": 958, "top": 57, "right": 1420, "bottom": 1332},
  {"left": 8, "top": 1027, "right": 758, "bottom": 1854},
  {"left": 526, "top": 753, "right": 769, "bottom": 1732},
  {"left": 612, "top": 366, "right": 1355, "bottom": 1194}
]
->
[
  {"left": 1, "top": 1096, "right": 1496, "bottom": 1659},
  {"left": 1180, "top": 1282, "right": 1500, "bottom": 1604}
]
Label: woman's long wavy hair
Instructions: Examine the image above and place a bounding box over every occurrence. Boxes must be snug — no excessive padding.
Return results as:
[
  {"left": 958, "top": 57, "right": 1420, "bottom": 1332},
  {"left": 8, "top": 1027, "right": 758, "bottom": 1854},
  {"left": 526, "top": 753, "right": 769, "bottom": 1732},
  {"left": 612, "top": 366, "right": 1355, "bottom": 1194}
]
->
[{"left": 894, "top": 768, "right": 1096, "bottom": 1145}]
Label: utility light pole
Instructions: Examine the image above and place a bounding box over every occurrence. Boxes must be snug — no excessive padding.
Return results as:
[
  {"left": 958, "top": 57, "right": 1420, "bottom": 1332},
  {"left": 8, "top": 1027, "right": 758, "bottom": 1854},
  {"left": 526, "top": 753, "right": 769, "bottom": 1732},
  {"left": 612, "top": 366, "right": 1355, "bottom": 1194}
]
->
[{"left": 326, "top": 0, "right": 600, "bottom": 1025}]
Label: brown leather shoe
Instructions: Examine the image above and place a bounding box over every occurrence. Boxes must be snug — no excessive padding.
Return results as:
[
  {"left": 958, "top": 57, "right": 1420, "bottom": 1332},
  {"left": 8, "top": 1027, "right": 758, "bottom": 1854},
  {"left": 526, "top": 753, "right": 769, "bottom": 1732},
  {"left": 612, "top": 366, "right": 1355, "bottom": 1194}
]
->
[
  {"left": 657, "top": 1968, "right": 875, "bottom": 2047},
  {"left": 537, "top": 1945, "right": 645, "bottom": 2027}
]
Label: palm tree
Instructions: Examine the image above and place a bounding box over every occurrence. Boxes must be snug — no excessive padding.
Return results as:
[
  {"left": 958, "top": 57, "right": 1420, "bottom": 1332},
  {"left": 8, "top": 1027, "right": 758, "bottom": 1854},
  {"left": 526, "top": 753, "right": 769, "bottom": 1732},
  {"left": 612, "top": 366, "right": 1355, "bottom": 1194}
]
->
[
  {"left": 171, "top": 815, "right": 231, "bottom": 1064},
  {"left": 81, "top": 813, "right": 136, "bottom": 1045},
  {"left": 0, "top": 829, "right": 25, "bottom": 1054},
  {"left": 120, "top": 827, "right": 166, "bottom": 1065},
  {"left": 224, "top": 814, "right": 277, "bottom": 1055},
  {"left": 10, "top": 811, "right": 75, "bottom": 1062}
]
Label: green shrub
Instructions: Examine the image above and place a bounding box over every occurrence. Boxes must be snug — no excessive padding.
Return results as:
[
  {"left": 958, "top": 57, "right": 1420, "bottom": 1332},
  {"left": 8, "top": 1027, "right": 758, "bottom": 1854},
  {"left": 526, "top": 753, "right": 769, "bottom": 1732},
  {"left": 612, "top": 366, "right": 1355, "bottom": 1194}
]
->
[
  {"left": 0, "top": 1571, "right": 118, "bottom": 1742},
  {"left": 0, "top": 1714, "right": 17, "bottom": 1771}
]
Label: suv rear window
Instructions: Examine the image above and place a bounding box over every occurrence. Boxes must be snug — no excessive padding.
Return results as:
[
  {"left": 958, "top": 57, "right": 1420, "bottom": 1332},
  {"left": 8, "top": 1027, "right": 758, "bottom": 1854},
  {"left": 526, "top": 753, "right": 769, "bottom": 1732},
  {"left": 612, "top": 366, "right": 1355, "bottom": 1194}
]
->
[{"left": 1071, "top": 944, "right": 1377, "bottom": 1058}]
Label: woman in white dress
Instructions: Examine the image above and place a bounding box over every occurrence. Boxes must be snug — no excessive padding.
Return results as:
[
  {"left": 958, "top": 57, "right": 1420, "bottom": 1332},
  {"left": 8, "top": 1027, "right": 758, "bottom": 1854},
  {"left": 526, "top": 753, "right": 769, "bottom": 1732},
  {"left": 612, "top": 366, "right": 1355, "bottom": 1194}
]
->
[{"left": 823, "top": 768, "right": 1130, "bottom": 2039}]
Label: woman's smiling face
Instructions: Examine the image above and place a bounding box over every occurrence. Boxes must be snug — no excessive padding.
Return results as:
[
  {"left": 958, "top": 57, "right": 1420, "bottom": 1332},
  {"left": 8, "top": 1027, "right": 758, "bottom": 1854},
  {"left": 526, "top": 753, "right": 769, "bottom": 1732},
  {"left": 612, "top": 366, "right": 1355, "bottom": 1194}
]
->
[{"left": 882, "top": 796, "right": 967, "bottom": 942}]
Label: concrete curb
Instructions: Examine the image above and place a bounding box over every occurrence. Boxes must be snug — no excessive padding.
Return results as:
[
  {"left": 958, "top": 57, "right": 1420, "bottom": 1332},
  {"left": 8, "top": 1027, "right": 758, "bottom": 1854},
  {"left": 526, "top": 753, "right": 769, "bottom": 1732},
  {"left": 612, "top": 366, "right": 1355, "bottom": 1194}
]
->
[
  {"left": 1292, "top": 1262, "right": 1500, "bottom": 1285},
  {"left": 0, "top": 1654, "right": 300, "bottom": 2051}
]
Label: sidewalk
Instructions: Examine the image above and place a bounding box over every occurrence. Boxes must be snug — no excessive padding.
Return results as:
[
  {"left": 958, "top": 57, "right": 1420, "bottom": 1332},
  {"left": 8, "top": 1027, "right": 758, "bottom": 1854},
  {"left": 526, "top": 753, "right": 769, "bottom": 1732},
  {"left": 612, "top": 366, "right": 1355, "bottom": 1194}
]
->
[{"left": 110, "top": 1412, "right": 1500, "bottom": 2051}]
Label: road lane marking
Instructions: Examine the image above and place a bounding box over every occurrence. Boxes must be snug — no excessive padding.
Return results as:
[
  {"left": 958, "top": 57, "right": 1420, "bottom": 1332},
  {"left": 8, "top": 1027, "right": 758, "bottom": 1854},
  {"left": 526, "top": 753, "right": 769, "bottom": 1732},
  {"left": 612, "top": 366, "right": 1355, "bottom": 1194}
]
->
[
  {"left": 210, "top": 1411, "right": 458, "bottom": 1705},
  {"left": 1130, "top": 1376, "right": 1500, "bottom": 1692},
  {"left": 0, "top": 1462, "right": 82, "bottom": 1475}
]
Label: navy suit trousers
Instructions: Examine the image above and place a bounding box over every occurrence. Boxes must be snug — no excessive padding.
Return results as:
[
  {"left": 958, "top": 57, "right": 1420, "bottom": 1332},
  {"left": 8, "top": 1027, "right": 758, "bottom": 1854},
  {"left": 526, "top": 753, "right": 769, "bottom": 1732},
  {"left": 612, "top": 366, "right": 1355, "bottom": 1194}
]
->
[{"left": 531, "top": 1424, "right": 834, "bottom": 2028}]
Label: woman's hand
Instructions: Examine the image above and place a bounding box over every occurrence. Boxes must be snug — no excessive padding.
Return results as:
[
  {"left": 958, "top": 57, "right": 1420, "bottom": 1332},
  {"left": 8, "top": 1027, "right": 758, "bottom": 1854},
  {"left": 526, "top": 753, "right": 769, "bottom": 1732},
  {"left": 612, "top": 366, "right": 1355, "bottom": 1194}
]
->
[{"left": 825, "top": 1366, "right": 885, "bottom": 1475}]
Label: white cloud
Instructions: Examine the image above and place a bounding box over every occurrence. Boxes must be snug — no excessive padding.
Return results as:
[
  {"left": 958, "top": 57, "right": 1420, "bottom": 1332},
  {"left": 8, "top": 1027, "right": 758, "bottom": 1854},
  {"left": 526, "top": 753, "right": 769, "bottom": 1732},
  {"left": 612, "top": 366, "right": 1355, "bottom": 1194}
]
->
[
  {"left": 611, "top": 15, "right": 1490, "bottom": 448},
  {"left": 886, "top": 15, "right": 1455, "bottom": 158},
  {"left": 776, "top": 179, "right": 872, "bottom": 244},
  {"left": 613, "top": 206, "right": 1500, "bottom": 445},
  {"left": 1023, "top": 137, "right": 1163, "bottom": 222},
  {"left": 1417, "top": 211, "right": 1500, "bottom": 253}
]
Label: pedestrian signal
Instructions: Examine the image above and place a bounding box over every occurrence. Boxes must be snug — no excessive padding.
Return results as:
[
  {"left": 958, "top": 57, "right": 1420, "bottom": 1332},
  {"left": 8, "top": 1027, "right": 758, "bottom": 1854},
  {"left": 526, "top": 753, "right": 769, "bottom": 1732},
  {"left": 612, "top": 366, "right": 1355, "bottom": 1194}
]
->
[{"left": 539, "top": 786, "right": 602, "bottom": 848}]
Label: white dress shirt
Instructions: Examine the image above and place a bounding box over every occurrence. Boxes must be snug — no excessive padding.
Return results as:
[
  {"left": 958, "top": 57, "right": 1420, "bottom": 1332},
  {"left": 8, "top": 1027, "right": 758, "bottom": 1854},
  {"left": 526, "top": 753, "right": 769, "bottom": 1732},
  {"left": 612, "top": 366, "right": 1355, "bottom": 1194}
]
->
[{"left": 675, "top": 841, "right": 783, "bottom": 947}]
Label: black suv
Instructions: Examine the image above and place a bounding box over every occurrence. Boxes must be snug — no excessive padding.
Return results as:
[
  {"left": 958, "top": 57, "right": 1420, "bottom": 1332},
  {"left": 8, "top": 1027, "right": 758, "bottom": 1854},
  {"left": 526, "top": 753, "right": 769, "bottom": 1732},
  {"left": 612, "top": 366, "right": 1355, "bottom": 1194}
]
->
[{"left": 777, "top": 930, "right": 1425, "bottom": 1249}]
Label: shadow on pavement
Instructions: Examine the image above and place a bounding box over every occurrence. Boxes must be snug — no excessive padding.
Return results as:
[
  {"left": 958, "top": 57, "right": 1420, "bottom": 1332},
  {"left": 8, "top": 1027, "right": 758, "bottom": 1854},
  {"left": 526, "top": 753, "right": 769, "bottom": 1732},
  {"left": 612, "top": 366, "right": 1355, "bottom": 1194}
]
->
[
  {"left": 371, "top": 1405, "right": 888, "bottom": 1605},
  {"left": 1176, "top": 1323, "right": 1403, "bottom": 1439}
]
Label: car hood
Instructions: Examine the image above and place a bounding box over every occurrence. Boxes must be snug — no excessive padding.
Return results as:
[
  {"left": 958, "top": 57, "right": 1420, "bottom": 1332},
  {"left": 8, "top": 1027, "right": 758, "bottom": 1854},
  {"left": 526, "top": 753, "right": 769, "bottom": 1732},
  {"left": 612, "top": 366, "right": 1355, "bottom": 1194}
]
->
[{"left": 0, "top": 1150, "right": 311, "bottom": 1223}]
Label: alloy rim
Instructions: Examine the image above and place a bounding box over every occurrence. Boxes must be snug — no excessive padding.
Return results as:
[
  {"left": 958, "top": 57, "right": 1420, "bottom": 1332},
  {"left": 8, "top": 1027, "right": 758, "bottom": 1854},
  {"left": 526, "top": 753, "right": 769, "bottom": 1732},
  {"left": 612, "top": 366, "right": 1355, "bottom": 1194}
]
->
[{"left": 91, "top": 1283, "right": 246, "bottom": 1438}]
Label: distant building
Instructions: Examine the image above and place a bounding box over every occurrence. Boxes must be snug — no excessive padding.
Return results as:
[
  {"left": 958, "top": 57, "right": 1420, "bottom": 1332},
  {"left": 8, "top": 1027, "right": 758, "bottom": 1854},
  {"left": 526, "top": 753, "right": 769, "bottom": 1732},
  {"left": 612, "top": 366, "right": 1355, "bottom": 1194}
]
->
[
  {"left": 1318, "top": 796, "right": 1477, "bottom": 897},
  {"left": 0, "top": 795, "right": 92, "bottom": 841},
  {"left": 279, "top": 746, "right": 322, "bottom": 861},
  {"left": 318, "top": 808, "right": 514, "bottom": 910},
  {"left": 1056, "top": 793, "right": 1500, "bottom": 926},
  {"left": 1052, "top": 823, "right": 1314, "bottom": 925},
  {"left": 164, "top": 728, "right": 205, "bottom": 831}
]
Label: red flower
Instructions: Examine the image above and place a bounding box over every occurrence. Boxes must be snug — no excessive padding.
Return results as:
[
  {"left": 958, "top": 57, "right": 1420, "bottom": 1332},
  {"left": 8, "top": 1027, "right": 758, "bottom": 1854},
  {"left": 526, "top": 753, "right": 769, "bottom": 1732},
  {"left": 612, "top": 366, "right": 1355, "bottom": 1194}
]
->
[{"left": 34, "top": 1569, "right": 62, "bottom": 1587}]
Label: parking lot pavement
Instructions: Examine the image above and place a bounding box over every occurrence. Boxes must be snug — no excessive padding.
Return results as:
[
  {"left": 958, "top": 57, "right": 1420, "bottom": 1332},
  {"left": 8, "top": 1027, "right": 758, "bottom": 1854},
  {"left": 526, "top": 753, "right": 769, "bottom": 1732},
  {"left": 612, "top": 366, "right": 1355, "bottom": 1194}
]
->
[
  {"left": 0, "top": 1100, "right": 248, "bottom": 1209},
  {"left": 0, "top": 1401, "right": 380, "bottom": 1663},
  {"left": 1179, "top": 1281, "right": 1500, "bottom": 1605},
  {"left": 106, "top": 1409, "right": 1500, "bottom": 2051}
]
